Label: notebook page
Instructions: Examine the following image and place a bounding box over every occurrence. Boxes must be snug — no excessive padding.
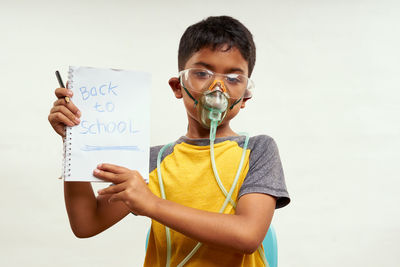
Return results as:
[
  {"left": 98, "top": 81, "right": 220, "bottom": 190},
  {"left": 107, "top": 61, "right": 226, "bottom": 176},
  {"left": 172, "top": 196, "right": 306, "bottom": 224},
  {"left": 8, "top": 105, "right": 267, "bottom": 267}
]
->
[{"left": 65, "top": 66, "right": 151, "bottom": 182}]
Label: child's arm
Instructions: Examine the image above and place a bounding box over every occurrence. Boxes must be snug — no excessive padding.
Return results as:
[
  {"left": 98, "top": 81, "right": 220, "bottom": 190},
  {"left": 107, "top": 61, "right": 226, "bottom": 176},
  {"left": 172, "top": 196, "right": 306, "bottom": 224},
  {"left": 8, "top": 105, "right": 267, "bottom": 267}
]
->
[
  {"left": 49, "top": 87, "right": 131, "bottom": 237},
  {"left": 64, "top": 181, "right": 131, "bottom": 238},
  {"left": 151, "top": 192, "right": 275, "bottom": 254},
  {"left": 96, "top": 163, "right": 275, "bottom": 254}
]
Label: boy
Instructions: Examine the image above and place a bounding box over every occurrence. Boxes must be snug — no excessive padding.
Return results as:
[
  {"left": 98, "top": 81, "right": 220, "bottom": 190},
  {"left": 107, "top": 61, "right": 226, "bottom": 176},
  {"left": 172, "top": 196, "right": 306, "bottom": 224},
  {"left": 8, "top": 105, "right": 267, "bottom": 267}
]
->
[{"left": 48, "top": 16, "right": 290, "bottom": 266}]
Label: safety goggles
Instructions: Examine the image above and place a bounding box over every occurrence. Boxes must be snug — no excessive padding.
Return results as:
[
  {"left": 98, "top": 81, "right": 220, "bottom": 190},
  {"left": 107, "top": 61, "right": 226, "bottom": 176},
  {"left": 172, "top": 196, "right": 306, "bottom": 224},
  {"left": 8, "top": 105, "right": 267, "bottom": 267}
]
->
[{"left": 179, "top": 68, "right": 254, "bottom": 100}]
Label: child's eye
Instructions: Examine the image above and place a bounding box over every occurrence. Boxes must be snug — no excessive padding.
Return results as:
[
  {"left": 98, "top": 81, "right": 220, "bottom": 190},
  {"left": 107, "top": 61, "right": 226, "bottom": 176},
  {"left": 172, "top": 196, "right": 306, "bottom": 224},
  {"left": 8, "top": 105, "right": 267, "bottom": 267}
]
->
[
  {"left": 193, "top": 70, "right": 210, "bottom": 79},
  {"left": 226, "top": 74, "right": 243, "bottom": 84}
]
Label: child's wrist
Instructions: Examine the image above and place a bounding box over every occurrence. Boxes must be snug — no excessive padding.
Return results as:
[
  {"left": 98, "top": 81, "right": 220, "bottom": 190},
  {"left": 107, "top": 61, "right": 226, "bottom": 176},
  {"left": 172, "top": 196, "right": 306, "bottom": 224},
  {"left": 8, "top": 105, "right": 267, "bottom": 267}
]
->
[{"left": 144, "top": 194, "right": 162, "bottom": 218}]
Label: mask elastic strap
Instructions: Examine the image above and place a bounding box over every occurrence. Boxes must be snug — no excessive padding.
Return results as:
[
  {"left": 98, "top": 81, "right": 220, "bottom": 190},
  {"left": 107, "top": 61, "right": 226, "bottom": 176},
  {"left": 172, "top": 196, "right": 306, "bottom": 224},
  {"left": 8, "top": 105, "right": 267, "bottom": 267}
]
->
[
  {"left": 179, "top": 77, "right": 198, "bottom": 107},
  {"left": 229, "top": 96, "right": 243, "bottom": 110}
]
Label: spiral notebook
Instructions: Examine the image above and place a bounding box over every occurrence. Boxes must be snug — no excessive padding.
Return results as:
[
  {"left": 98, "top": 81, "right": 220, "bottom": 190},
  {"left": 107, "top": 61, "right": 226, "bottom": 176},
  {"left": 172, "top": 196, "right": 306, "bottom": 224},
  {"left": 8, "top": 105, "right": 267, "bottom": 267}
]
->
[{"left": 63, "top": 66, "right": 151, "bottom": 182}]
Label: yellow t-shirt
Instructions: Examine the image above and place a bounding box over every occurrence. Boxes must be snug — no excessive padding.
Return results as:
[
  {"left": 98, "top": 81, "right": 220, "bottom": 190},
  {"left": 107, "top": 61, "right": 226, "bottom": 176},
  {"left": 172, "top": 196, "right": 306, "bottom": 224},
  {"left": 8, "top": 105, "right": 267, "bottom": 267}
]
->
[{"left": 144, "top": 135, "right": 290, "bottom": 267}]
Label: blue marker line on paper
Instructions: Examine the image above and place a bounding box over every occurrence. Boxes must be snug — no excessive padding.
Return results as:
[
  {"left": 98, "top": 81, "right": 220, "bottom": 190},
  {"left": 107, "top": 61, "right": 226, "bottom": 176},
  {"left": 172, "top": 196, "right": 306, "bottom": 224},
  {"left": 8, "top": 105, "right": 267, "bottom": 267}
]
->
[
  {"left": 81, "top": 145, "right": 140, "bottom": 151},
  {"left": 79, "top": 119, "right": 140, "bottom": 135}
]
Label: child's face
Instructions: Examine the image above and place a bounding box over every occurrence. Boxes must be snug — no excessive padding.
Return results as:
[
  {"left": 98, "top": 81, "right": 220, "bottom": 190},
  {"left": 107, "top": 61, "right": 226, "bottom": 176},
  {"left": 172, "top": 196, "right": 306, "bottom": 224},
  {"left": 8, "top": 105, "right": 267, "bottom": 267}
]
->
[{"left": 170, "top": 45, "right": 250, "bottom": 131}]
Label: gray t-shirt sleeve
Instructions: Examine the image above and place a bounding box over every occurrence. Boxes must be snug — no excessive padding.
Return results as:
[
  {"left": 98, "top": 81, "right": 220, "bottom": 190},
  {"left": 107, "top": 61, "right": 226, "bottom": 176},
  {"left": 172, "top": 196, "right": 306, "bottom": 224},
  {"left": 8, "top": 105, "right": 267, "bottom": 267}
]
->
[
  {"left": 238, "top": 135, "right": 290, "bottom": 209},
  {"left": 149, "top": 143, "right": 175, "bottom": 173},
  {"left": 149, "top": 145, "right": 163, "bottom": 173}
]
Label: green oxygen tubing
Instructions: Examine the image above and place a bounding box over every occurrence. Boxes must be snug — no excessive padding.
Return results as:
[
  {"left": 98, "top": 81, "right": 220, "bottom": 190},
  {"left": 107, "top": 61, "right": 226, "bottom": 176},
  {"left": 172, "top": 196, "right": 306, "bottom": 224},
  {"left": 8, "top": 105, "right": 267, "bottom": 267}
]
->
[{"left": 156, "top": 116, "right": 268, "bottom": 266}]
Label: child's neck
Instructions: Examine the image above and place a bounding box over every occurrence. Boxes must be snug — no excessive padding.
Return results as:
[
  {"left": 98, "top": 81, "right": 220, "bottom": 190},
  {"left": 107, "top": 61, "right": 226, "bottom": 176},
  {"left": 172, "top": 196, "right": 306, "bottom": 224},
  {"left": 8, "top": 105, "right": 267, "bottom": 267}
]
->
[{"left": 185, "top": 119, "right": 237, "bottom": 139}]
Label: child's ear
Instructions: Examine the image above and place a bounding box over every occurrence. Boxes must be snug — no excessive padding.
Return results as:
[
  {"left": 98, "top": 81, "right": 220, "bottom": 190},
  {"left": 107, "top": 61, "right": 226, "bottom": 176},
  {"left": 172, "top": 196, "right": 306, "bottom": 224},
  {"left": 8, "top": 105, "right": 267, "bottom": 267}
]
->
[
  {"left": 169, "top": 77, "right": 183, "bottom": 99},
  {"left": 240, "top": 97, "right": 250, "bottom": 109}
]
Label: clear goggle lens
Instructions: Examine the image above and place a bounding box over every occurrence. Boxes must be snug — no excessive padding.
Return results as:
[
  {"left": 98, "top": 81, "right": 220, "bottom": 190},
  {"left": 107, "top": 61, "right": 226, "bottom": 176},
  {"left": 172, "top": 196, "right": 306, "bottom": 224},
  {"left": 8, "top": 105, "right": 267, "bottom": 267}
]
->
[{"left": 179, "top": 68, "right": 254, "bottom": 100}]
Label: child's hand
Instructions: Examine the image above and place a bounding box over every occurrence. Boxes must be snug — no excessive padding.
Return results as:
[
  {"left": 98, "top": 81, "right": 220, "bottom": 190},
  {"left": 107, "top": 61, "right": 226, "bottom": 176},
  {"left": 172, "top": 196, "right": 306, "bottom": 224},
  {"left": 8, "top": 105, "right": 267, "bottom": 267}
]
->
[
  {"left": 48, "top": 86, "right": 81, "bottom": 137},
  {"left": 94, "top": 163, "right": 157, "bottom": 216}
]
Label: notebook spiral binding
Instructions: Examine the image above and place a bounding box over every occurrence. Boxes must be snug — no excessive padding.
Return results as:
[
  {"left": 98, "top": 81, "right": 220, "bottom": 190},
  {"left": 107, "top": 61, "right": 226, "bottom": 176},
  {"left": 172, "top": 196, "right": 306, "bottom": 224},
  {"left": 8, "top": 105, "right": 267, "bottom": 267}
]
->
[{"left": 62, "top": 67, "right": 74, "bottom": 179}]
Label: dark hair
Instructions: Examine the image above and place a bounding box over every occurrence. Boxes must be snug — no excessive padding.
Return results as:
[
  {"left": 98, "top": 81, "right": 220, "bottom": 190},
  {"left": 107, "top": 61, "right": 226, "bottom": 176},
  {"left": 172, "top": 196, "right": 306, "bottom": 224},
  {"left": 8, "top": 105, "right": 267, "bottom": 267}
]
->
[{"left": 178, "top": 16, "right": 256, "bottom": 76}]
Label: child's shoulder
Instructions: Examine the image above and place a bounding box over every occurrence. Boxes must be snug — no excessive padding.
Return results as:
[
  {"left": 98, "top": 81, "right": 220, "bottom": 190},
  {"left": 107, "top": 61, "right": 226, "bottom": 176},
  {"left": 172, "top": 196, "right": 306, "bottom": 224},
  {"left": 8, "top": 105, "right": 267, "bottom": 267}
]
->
[
  {"left": 220, "top": 134, "right": 278, "bottom": 152},
  {"left": 247, "top": 134, "right": 275, "bottom": 146},
  {"left": 247, "top": 134, "right": 280, "bottom": 152}
]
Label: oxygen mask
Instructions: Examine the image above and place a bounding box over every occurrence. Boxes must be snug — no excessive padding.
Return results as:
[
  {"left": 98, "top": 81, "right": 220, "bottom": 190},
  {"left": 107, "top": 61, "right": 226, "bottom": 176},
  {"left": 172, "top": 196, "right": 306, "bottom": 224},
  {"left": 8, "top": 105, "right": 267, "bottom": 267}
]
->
[
  {"left": 179, "top": 68, "right": 254, "bottom": 129},
  {"left": 198, "top": 80, "right": 229, "bottom": 129}
]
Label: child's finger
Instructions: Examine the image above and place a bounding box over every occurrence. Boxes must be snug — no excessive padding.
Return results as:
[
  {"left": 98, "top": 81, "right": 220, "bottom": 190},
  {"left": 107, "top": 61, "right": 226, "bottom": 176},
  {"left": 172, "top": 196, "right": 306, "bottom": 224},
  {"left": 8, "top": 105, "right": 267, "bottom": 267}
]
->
[
  {"left": 98, "top": 183, "right": 126, "bottom": 195},
  {"left": 48, "top": 112, "right": 75, "bottom": 127},
  {"left": 53, "top": 99, "right": 81, "bottom": 117},
  {"left": 53, "top": 125, "right": 66, "bottom": 137},
  {"left": 50, "top": 106, "right": 80, "bottom": 125},
  {"left": 108, "top": 192, "right": 126, "bottom": 204},
  {"left": 57, "top": 129, "right": 66, "bottom": 138},
  {"left": 93, "top": 168, "right": 125, "bottom": 184},
  {"left": 55, "top": 87, "right": 73, "bottom": 99},
  {"left": 97, "top": 163, "right": 129, "bottom": 174}
]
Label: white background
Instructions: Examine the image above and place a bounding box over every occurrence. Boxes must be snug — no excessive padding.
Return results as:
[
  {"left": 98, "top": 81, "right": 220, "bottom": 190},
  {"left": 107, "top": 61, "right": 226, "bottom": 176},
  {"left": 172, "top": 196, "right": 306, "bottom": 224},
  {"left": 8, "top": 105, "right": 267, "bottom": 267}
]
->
[{"left": 0, "top": 0, "right": 399, "bottom": 266}]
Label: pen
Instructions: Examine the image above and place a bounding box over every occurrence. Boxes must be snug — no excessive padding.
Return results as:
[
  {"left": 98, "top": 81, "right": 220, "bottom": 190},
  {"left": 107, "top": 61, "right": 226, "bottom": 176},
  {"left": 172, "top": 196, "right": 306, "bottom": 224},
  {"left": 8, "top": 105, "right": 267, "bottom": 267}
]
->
[{"left": 55, "top": 70, "right": 70, "bottom": 103}]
